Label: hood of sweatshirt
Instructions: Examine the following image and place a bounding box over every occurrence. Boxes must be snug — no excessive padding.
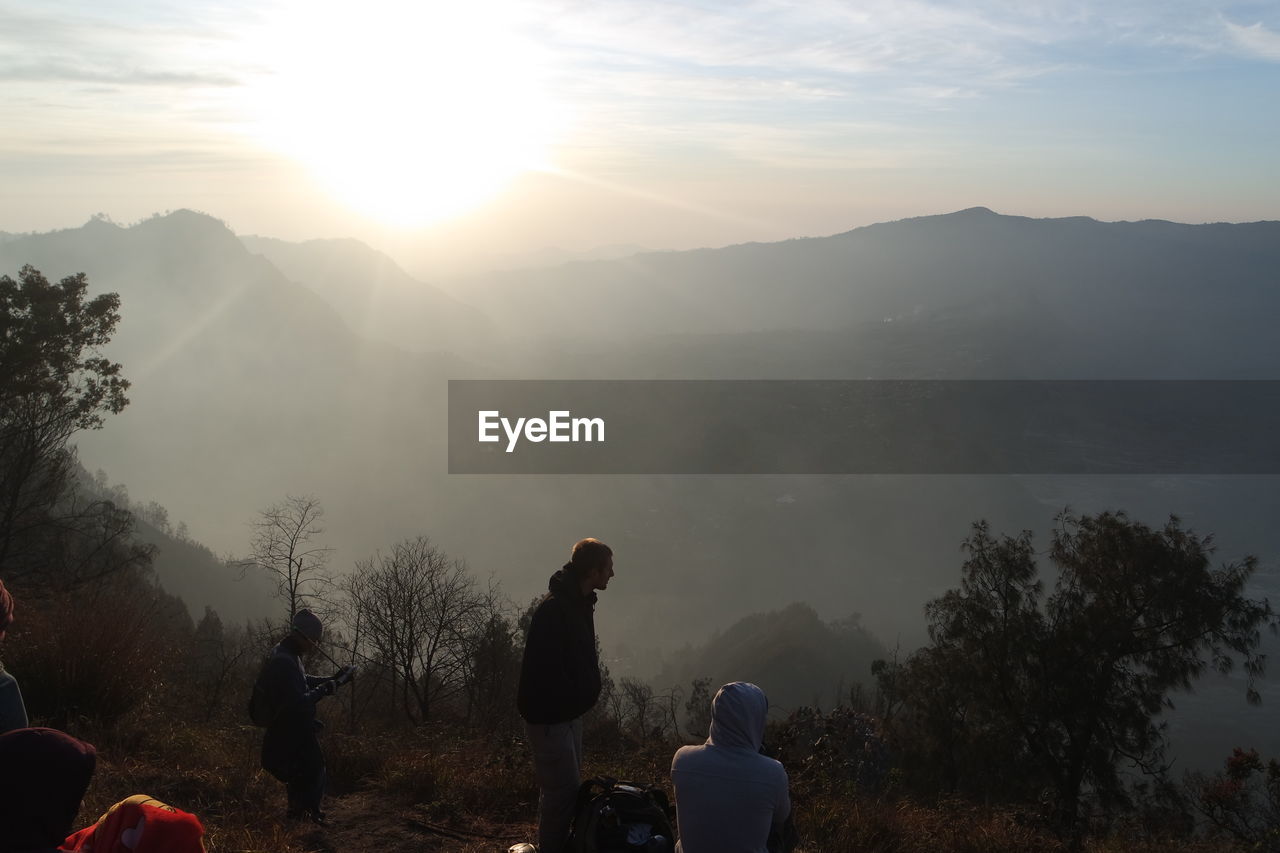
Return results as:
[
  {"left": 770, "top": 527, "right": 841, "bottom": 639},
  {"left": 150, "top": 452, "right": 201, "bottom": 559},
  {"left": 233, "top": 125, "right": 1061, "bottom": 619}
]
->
[
  {"left": 548, "top": 566, "right": 597, "bottom": 608},
  {"left": 706, "top": 681, "right": 769, "bottom": 751}
]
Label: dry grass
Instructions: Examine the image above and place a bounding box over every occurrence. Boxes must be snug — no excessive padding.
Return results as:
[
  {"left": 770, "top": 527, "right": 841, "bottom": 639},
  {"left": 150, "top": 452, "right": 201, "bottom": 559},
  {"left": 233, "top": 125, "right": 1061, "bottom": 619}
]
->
[
  {"left": 67, "top": 707, "right": 1244, "bottom": 853},
  {"left": 371, "top": 726, "right": 535, "bottom": 823},
  {"left": 67, "top": 697, "right": 386, "bottom": 849},
  {"left": 791, "top": 794, "right": 1245, "bottom": 853},
  {"left": 69, "top": 716, "right": 311, "bottom": 852},
  {"left": 795, "top": 797, "right": 1058, "bottom": 853}
]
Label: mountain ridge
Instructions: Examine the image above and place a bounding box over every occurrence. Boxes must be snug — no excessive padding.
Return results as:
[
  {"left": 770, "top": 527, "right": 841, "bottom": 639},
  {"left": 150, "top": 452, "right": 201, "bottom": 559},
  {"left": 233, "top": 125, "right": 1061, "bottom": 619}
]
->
[
  {"left": 4, "top": 206, "right": 1279, "bottom": 662},
  {"left": 240, "top": 232, "right": 490, "bottom": 354}
]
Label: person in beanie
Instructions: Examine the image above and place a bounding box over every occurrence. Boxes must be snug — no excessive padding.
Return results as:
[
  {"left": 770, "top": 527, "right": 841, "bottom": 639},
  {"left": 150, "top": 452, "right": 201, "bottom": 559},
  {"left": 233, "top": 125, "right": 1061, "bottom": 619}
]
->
[
  {"left": 517, "top": 538, "right": 614, "bottom": 853},
  {"left": 0, "top": 579, "right": 29, "bottom": 734},
  {"left": 258, "top": 608, "right": 352, "bottom": 825},
  {"left": 0, "top": 727, "right": 97, "bottom": 853}
]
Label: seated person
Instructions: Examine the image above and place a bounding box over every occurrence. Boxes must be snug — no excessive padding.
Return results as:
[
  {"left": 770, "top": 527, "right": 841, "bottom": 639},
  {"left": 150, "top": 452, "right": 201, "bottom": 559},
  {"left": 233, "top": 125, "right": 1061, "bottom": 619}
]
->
[
  {"left": 670, "top": 682, "right": 791, "bottom": 853},
  {"left": 0, "top": 727, "right": 97, "bottom": 853}
]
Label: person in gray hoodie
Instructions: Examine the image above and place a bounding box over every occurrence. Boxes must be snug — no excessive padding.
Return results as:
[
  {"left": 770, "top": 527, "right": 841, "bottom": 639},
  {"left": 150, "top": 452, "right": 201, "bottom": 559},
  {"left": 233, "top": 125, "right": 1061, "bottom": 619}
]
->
[{"left": 670, "top": 682, "right": 791, "bottom": 853}]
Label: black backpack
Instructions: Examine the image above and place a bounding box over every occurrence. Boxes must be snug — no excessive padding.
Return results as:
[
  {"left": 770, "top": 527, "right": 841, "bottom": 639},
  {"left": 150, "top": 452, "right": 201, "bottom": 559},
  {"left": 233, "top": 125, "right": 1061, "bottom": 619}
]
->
[
  {"left": 567, "top": 777, "right": 676, "bottom": 853},
  {"left": 247, "top": 656, "right": 275, "bottom": 727}
]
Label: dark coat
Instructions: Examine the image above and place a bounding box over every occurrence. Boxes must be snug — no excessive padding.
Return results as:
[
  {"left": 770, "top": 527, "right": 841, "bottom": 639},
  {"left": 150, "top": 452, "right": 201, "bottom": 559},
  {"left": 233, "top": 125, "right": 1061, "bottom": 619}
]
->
[
  {"left": 517, "top": 567, "right": 602, "bottom": 725},
  {"left": 258, "top": 642, "right": 331, "bottom": 781}
]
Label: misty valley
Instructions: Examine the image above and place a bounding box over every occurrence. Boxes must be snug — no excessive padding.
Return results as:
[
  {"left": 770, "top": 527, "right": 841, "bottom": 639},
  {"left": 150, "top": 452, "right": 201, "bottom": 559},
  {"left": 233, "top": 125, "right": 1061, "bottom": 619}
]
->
[{"left": 4, "top": 207, "right": 1280, "bottom": 850}]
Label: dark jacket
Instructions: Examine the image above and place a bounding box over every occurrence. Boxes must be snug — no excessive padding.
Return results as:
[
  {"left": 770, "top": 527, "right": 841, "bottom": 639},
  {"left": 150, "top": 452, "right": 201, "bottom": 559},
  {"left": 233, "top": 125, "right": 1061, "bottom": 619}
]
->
[
  {"left": 259, "top": 642, "right": 332, "bottom": 780},
  {"left": 517, "top": 567, "right": 601, "bottom": 724}
]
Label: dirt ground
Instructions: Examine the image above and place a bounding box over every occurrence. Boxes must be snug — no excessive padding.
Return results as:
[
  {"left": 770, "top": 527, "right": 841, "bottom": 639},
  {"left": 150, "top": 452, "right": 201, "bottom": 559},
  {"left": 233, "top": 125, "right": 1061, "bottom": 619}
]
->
[{"left": 291, "top": 791, "right": 535, "bottom": 853}]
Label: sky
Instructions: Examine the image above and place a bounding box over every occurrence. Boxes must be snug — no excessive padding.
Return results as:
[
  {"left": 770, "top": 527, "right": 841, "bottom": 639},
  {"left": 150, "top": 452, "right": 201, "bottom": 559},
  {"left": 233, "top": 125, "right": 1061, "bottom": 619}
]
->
[{"left": 2, "top": 0, "right": 1279, "bottom": 275}]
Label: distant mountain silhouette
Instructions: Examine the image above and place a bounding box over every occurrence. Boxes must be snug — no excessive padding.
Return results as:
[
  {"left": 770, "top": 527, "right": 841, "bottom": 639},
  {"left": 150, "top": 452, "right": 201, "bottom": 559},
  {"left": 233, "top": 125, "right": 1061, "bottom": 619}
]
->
[
  {"left": 0, "top": 211, "right": 470, "bottom": 584},
  {"left": 241, "top": 234, "right": 491, "bottom": 354},
  {"left": 448, "top": 208, "right": 1280, "bottom": 378},
  {"left": 479, "top": 242, "right": 651, "bottom": 272},
  {"left": 655, "top": 602, "right": 888, "bottom": 716}
]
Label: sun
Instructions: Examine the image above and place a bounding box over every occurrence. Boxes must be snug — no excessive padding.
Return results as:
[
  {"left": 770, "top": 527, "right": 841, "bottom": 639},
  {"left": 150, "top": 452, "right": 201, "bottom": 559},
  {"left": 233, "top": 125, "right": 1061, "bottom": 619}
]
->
[{"left": 243, "top": 2, "right": 561, "bottom": 227}]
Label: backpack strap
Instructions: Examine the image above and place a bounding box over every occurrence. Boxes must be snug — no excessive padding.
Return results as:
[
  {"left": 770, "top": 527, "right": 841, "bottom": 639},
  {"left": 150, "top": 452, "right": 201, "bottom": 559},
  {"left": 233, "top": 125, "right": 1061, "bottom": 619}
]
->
[
  {"left": 573, "top": 775, "right": 616, "bottom": 814},
  {"left": 644, "top": 785, "right": 673, "bottom": 818}
]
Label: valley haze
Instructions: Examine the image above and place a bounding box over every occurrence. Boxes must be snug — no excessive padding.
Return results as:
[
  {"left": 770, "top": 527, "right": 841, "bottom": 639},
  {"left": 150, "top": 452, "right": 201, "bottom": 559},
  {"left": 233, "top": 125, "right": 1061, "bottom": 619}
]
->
[{"left": 2, "top": 206, "right": 1279, "bottom": 774}]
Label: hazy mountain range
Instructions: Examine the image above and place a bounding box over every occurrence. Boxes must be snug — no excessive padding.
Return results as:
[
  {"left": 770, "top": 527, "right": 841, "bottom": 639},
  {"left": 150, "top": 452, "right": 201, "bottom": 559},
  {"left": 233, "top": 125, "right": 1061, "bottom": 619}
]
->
[
  {"left": 239, "top": 233, "right": 491, "bottom": 354},
  {"left": 4, "top": 207, "right": 1279, "bottom": 764},
  {"left": 441, "top": 207, "right": 1280, "bottom": 378}
]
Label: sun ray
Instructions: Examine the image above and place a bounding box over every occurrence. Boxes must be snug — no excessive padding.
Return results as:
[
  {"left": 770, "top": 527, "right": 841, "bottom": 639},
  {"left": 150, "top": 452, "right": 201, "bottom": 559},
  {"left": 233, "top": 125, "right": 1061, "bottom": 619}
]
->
[{"left": 543, "top": 165, "right": 778, "bottom": 233}]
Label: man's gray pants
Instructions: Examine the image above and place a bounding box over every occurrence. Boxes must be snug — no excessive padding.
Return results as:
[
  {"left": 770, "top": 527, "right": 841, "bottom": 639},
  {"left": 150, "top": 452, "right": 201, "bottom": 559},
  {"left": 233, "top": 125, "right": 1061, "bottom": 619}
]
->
[{"left": 526, "top": 718, "right": 583, "bottom": 853}]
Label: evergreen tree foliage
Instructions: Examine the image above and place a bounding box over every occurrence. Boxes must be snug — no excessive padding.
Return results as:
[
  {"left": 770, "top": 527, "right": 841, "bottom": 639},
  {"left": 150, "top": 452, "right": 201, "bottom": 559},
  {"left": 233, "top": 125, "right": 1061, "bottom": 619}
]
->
[
  {"left": 878, "top": 510, "right": 1275, "bottom": 834},
  {"left": 0, "top": 265, "right": 140, "bottom": 593}
]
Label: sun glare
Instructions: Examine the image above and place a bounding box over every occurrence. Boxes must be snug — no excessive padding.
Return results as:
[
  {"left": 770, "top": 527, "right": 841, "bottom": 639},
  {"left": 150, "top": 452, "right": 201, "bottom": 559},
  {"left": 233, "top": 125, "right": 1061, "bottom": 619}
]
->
[{"left": 243, "top": 2, "right": 561, "bottom": 227}]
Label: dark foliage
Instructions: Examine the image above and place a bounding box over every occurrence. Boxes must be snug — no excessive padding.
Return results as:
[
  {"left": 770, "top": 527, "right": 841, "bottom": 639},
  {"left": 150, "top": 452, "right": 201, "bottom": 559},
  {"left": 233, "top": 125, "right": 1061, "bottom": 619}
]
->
[
  {"left": 0, "top": 265, "right": 132, "bottom": 592},
  {"left": 1188, "top": 748, "right": 1280, "bottom": 850},
  {"left": 877, "top": 510, "right": 1275, "bottom": 835},
  {"left": 771, "top": 706, "right": 891, "bottom": 796}
]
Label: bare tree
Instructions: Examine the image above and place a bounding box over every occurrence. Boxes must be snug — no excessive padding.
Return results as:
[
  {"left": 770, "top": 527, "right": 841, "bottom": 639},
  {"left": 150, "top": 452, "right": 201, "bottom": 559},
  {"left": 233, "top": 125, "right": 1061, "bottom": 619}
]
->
[
  {"left": 247, "top": 494, "right": 331, "bottom": 623},
  {"left": 459, "top": 584, "right": 520, "bottom": 731},
  {"left": 662, "top": 684, "right": 685, "bottom": 741},
  {"left": 606, "top": 677, "right": 627, "bottom": 732},
  {"left": 347, "top": 536, "right": 488, "bottom": 725},
  {"left": 685, "top": 677, "right": 713, "bottom": 739},
  {"left": 11, "top": 471, "right": 155, "bottom": 598},
  {"left": 619, "top": 676, "right": 658, "bottom": 744},
  {"left": 336, "top": 577, "right": 370, "bottom": 733}
]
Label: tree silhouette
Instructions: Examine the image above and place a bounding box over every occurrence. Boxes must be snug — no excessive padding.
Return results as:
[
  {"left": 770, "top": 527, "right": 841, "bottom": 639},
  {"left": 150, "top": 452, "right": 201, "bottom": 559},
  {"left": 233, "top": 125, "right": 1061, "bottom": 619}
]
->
[
  {"left": 0, "top": 265, "right": 140, "bottom": 593},
  {"left": 247, "top": 494, "right": 331, "bottom": 623},
  {"left": 879, "top": 510, "right": 1275, "bottom": 836},
  {"left": 347, "top": 536, "right": 488, "bottom": 724},
  {"left": 684, "top": 676, "right": 713, "bottom": 738}
]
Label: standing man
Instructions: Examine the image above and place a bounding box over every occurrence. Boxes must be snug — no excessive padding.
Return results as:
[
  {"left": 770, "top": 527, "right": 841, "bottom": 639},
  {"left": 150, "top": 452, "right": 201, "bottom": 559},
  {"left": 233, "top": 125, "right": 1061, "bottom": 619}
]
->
[
  {"left": 518, "top": 538, "right": 614, "bottom": 853},
  {"left": 257, "top": 608, "right": 352, "bottom": 825}
]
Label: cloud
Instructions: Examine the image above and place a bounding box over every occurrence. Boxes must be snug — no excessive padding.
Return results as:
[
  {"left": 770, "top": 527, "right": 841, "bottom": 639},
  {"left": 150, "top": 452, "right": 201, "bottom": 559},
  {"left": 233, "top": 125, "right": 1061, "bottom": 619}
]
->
[
  {"left": 530, "top": 0, "right": 1066, "bottom": 150},
  {"left": 0, "top": 4, "right": 252, "bottom": 90},
  {"left": 510, "top": 0, "right": 1280, "bottom": 187},
  {"left": 1225, "top": 20, "right": 1280, "bottom": 61},
  {"left": 535, "top": 0, "right": 1046, "bottom": 84},
  {"left": 535, "top": 0, "right": 1280, "bottom": 95},
  {"left": 696, "top": 120, "right": 945, "bottom": 171},
  {"left": 6, "top": 0, "right": 1277, "bottom": 210},
  {"left": 0, "top": 61, "right": 238, "bottom": 87},
  {"left": 526, "top": 0, "right": 1234, "bottom": 149}
]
